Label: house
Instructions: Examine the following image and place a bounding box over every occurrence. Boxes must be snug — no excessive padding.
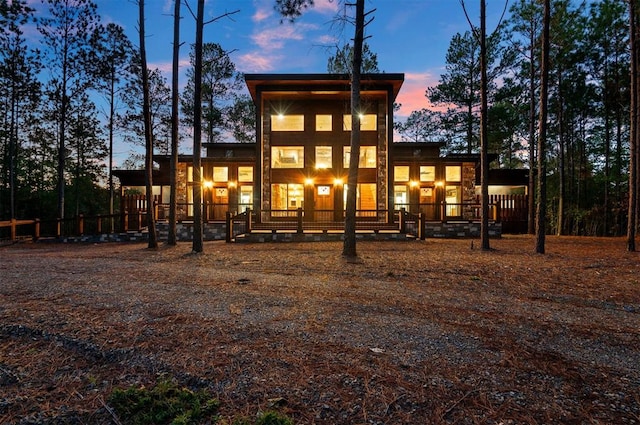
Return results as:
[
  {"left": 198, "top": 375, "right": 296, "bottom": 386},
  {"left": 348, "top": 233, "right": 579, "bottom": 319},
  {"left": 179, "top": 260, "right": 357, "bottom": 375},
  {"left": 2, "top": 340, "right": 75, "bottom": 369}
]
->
[{"left": 115, "top": 73, "right": 526, "bottom": 240}]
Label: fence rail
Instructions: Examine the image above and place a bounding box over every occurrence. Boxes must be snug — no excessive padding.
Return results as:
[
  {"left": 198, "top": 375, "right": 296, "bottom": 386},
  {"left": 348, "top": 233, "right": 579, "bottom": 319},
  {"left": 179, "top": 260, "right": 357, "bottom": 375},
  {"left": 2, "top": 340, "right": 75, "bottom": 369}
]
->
[{"left": 1, "top": 213, "right": 141, "bottom": 242}]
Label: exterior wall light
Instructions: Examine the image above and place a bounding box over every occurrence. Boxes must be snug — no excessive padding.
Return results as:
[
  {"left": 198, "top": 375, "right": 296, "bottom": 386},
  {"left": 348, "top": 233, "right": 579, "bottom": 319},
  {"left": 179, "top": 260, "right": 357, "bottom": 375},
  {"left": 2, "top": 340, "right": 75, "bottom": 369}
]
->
[
  {"left": 435, "top": 181, "right": 444, "bottom": 188},
  {"left": 203, "top": 180, "right": 214, "bottom": 189},
  {"left": 334, "top": 178, "right": 344, "bottom": 186},
  {"left": 410, "top": 180, "right": 419, "bottom": 188},
  {"left": 305, "top": 178, "right": 314, "bottom": 186},
  {"left": 228, "top": 181, "right": 237, "bottom": 188}
]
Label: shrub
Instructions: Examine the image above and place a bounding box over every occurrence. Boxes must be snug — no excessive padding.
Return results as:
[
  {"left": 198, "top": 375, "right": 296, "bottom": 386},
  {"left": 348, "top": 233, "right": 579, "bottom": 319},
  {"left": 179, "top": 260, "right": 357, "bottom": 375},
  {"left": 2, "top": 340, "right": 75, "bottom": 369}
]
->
[{"left": 108, "top": 379, "right": 220, "bottom": 425}]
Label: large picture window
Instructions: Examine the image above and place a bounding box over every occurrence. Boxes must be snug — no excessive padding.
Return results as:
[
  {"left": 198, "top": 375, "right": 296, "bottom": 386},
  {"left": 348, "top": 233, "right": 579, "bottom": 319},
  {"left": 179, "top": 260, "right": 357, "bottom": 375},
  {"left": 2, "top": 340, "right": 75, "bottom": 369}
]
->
[
  {"left": 272, "top": 146, "right": 304, "bottom": 168},
  {"left": 343, "top": 146, "right": 376, "bottom": 168},
  {"left": 343, "top": 114, "right": 377, "bottom": 131},
  {"left": 271, "top": 183, "right": 304, "bottom": 215},
  {"left": 344, "top": 183, "right": 377, "bottom": 215},
  {"left": 271, "top": 114, "right": 304, "bottom": 131}
]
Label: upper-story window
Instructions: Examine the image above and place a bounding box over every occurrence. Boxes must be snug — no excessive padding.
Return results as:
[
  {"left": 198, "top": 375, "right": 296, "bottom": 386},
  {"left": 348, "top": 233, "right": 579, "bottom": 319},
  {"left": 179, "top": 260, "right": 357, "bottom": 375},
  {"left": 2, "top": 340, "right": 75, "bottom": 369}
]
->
[
  {"left": 315, "top": 146, "right": 332, "bottom": 169},
  {"left": 394, "top": 166, "right": 410, "bottom": 182},
  {"left": 420, "top": 166, "right": 436, "bottom": 182},
  {"left": 238, "top": 166, "right": 253, "bottom": 182},
  {"left": 445, "top": 166, "right": 461, "bottom": 182},
  {"left": 315, "top": 114, "right": 332, "bottom": 131},
  {"left": 272, "top": 146, "right": 304, "bottom": 168},
  {"left": 343, "top": 146, "right": 376, "bottom": 168},
  {"left": 271, "top": 114, "right": 304, "bottom": 131},
  {"left": 187, "top": 166, "right": 203, "bottom": 182},
  {"left": 343, "top": 114, "right": 377, "bottom": 131},
  {"left": 212, "top": 166, "right": 228, "bottom": 182}
]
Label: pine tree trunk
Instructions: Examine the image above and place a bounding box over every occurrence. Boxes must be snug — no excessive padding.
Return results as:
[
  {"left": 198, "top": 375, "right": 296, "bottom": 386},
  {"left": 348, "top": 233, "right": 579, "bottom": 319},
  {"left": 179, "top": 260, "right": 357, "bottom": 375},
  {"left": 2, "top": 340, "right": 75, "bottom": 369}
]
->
[
  {"left": 192, "top": 0, "right": 205, "bottom": 253},
  {"left": 628, "top": 0, "right": 638, "bottom": 252},
  {"left": 480, "top": 0, "right": 490, "bottom": 250},
  {"left": 168, "top": 0, "right": 181, "bottom": 246},
  {"left": 342, "top": 0, "right": 365, "bottom": 259},
  {"left": 535, "top": 0, "right": 550, "bottom": 254},
  {"left": 139, "top": 0, "right": 158, "bottom": 249},
  {"left": 527, "top": 26, "right": 536, "bottom": 235}
]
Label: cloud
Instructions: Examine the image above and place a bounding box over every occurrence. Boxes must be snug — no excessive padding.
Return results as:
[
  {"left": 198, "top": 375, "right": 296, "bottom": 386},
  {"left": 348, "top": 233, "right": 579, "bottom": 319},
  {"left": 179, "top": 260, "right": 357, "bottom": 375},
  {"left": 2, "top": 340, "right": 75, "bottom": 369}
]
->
[
  {"left": 252, "top": 2, "right": 272, "bottom": 22},
  {"left": 251, "top": 23, "right": 315, "bottom": 51},
  {"left": 236, "top": 52, "right": 279, "bottom": 73},
  {"left": 312, "top": 0, "right": 339, "bottom": 15},
  {"left": 394, "top": 72, "right": 440, "bottom": 117}
]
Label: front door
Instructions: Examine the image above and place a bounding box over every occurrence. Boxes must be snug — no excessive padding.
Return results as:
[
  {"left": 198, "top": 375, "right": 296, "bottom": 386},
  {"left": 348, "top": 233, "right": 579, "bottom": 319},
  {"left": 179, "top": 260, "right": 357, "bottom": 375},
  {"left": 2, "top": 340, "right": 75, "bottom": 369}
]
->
[
  {"left": 213, "top": 187, "right": 228, "bottom": 220},
  {"left": 314, "top": 185, "right": 334, "bottom": 222},
  {"left": 420, "top": 186, "right": 437, "bottom": 220}
]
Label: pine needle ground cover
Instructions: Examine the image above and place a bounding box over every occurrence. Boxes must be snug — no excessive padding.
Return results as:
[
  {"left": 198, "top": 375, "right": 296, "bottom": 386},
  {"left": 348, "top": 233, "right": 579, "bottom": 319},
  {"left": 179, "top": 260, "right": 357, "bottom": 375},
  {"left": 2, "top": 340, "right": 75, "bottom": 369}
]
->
[{"left": 1, "top": 236, "right": 638, "bottom": 424}]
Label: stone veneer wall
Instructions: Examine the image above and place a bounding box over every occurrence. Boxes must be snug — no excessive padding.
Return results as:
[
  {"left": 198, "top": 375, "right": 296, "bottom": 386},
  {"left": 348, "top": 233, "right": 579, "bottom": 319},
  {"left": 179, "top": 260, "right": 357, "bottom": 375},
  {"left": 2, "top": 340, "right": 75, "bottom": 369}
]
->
[
  {"left": 377, "top": 101, "right": 388, "bottom": 216},
  {"left": 462, "top": 162, "right": 476, "bottom": 220},
  {"left": 176, "top": 163, "right": 188, "bottom": 221},
  {"left": 261, "top": 103, "right": 271, "bottom": 221},
  {"left": 54, "top": 220, "right": 500, "bottom": 243}
]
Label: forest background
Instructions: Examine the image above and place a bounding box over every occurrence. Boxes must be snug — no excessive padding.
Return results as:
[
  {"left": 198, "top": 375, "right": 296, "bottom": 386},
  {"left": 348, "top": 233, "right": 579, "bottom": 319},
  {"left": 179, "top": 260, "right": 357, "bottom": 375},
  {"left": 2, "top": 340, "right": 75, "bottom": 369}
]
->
[{"left": 0, "top": 0, "right": 635, "bottom": 237}]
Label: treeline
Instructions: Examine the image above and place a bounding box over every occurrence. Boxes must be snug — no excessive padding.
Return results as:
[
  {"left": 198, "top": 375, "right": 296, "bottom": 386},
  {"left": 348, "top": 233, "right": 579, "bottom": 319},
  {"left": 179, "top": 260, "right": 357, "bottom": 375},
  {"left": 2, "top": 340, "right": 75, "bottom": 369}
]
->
[
  {"left": 0, "top": 0, "right": 252, "bottom": 223},
  {"left": 394, "top": 0, "right": 631, "bottom": 236},
  {"left": 0, "top": 0, "right": 637, "bottom": 237}
]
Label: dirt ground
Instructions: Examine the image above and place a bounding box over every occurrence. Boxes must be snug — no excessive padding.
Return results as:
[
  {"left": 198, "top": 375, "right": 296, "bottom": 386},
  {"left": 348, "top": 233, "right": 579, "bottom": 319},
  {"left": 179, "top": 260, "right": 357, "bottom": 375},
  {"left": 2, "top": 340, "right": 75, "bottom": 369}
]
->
[{"left": 0, "top": 235, "right": 639, "bottom": 424}]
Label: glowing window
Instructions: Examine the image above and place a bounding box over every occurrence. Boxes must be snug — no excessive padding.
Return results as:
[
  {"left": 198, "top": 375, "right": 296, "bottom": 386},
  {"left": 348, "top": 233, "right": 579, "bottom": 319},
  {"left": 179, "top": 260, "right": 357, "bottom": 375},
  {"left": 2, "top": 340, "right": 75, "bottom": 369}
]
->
[
  {"left": 315, "top": 146, "right": 332, "bottom": 169},
  {"left": 238, "top": 166, "right": 253, "bottom": 182},
  {"left": 420, "top": 166, "right": 436, "bottom": 182},
  {"left": 343, "top": 146, "right": 376, "bottom": 168},
  {"left": 343, "top": 183, "right": 377, "bottom": 214},
  {"left": 343, "top": 114, "right": 377, "bottom": 131},
  {"left": 212, "top": 166, "right": 228, "bottom": 182},
  {"left": 187, "top": 166, "right": 203, "bottom": 182},
  {"left": 238, "top": 186, "right": 253, "bottom": 211},
  {"left": 394, "top": 185, "right": 409, "bottom": 210},
  {"left": 271, "top": 183, "right": 304, "bottom": 212},
  {"left": 272, "top": 146, "right": 304, "bottom": 168},
  {"left": 316, "top": 114, "right": 332, "bottom": 131},
  {"left": 446, "top": 166, "right": 461, "bottom": 182},
  {"left": 271, "top": 114, "right": 304, "bottom": 131},
  {"left": 394, "top": 166, "right": 410, "bottom": 182},
  {"left": 445, "top": 185, "right": 462, "bottom": 216}
]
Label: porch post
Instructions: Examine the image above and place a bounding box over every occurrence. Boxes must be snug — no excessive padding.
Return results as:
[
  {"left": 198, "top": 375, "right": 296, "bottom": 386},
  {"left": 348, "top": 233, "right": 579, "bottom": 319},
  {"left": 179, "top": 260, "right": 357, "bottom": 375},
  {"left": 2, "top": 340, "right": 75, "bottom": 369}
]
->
[{"left": 297, "top": 207, "right": 303, "bottom": 234}]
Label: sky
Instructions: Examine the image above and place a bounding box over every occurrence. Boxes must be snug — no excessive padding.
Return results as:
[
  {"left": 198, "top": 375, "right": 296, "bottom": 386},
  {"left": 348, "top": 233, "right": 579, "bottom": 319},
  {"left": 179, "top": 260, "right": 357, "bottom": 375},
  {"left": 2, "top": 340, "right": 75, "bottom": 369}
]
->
[
  {"left": 94, "top": 0, "right": 511, "bottom": 115},
  {"left": 29, "top": 0, "right": 512, "bottom": 165}
]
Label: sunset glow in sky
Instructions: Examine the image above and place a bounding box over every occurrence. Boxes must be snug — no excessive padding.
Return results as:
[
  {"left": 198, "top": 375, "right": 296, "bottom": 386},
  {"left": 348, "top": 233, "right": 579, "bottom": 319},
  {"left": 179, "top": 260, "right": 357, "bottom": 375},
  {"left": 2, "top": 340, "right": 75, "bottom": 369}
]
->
[
  {"left": 26, "top": 0, "right": 511, "bottom": 164},
  {"left": 93, "top": 0, "right": 509, "bottom": 118}
]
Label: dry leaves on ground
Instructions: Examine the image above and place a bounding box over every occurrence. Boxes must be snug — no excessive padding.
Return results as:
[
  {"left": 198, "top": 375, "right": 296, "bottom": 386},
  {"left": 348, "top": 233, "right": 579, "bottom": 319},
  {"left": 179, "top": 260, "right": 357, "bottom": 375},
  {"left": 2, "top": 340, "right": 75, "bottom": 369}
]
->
[{"left": 0, "top": 235, "right": 639, "bottom": 424}]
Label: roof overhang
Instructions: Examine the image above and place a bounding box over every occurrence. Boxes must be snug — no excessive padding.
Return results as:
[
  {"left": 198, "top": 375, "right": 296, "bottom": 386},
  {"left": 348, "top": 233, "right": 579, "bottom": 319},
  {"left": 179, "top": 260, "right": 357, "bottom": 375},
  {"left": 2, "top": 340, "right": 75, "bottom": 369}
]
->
[{"left": 245, "top": 73, "right": 405, "bottom": 102}]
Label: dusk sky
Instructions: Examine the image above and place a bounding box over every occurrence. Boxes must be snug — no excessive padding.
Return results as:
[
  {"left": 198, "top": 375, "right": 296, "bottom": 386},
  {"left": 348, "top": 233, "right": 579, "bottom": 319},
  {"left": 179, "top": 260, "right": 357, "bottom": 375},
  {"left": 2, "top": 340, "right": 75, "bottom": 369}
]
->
[
  {"left": 29, "top": 0, "right": 512, "bottom": 164},
  {"left": 94, "top": 0, "right": 510, "bottom": 117}
]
